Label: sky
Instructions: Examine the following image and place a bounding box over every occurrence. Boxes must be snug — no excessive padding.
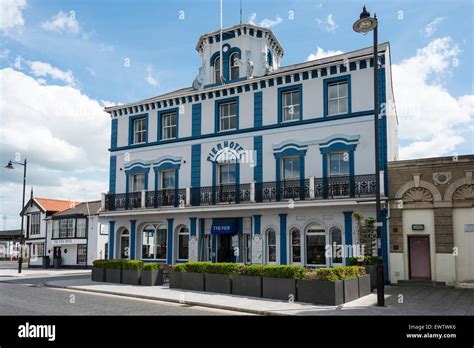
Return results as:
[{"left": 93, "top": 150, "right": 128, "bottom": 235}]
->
[{"left": 0, "top": 0, "right": 473, "bottom": 230}]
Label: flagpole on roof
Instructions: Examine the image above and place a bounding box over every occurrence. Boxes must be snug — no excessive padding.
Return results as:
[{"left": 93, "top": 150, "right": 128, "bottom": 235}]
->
[
  {"left": 82, "top": 188, "right": 91, "bottom": 217},
  {"left": 220, "top": 0, "right": 224, "bottom": 84}
]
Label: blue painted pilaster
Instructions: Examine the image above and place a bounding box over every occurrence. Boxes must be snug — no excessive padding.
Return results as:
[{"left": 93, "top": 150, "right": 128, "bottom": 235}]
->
[
  {"left": 190, "top": 217, "right": 197, "bottom": 237},
  {"left": 108, "top": 221, "right": 115, "bottom": 259},
  {"left": 167, "top": 218, "right": 174, "bottom": 264},
  {"left": 381, "top": 208, "right": 389, "bottom": 283},
  {"left": 343, "top": 211, "right": 353, "bottom": 265},
  {"left": 279, "top": 214, "right": 287, "bottom": 265},
  {"left": 253, "top": 215, "right": 261, "bottom": 235},
  {"left": 129, "top": 220, "right": 136, "bottom": 260}
]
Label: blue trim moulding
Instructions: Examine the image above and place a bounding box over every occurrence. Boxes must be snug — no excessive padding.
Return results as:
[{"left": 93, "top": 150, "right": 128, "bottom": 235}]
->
[
  {"left": 277, "top": 84, "right": 303, "bottom": 124},
  {"left": 110, "top": 119, "right": 118, "bottom": 150},
  {"left": 190, "top": 217, "right": 197, "bottom": 237},
  {"left": 253, "top": 215, "right": 261, "bottom": 235},
  {"left": 279, "top": 214, "right": 287, "bottom": 265},
  {"left": 128, "top": 113, "right": 148, "bottom": 146},
  {"left": 125, "top": 164, "right": 151, "bottom": 193},
  {"left": 253, "top": 136, "right": 263, "bottom": 183},
  {"left": 343, "top": 211, "right": 353, "bottom": 265},
  {"left": 109, "top": 156, "right": 117, "bottom": 194},
  {"left": 167, "top": 218, "right": 174, "bottom": 264},
  {"left": 111, "top": 110, "right": 375, "bottom": 152},
  {"left": 191, "top": 144, "right": 201, "bottom": 188},
  {"left": 158, "top": 107, "right": 179, "bottom": 142},
  {"left": 153, "top": 160, "right": 180, "bottom": 192},
  {"left": 254, "top": 91, "right": 263, "bottom": 127},
  {"left": 108, "top": 221, "right": 115, "bottom": 259},
  {"left": 323, "top": 75, "right": 352, "bottom": 118},
  {"left": 192, "top": 103, "right": 202, "bottom": 136},
  {"left": 214, "top": 96, "right": 239, "bottom": 133},
  {"left": 130, "top": 220, "right": 136, "bottom": 260},
  {"left": 274, "top": 144, "right": 307, "bottom": 200}
]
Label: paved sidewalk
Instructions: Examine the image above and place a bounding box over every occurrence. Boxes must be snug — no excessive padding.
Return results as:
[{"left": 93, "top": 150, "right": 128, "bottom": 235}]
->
[
  {"left": 0, "top": 266, "right": 90, "bottom": 280},
  {"left": 44, "top": 277, "right": 474, "bottom": 316}
]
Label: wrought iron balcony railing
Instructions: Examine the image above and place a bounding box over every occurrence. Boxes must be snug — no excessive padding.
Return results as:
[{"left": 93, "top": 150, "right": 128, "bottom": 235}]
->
[{"left": 103, "top": 174, "right": 376, "bottom": 211}]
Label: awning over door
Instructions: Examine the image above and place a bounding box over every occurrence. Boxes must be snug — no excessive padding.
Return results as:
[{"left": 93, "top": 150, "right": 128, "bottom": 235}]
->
[{"left": 211, "top": 218, "right": 239, "bottom": 235}]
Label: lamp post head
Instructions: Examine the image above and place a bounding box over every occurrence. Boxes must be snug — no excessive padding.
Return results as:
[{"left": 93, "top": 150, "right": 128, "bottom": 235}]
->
[
  {"left": 353, "top": 6, "right": 378, "bottom": 33},
  {"left": 5, "top": 161, "right": 14, "bottom": 170}
]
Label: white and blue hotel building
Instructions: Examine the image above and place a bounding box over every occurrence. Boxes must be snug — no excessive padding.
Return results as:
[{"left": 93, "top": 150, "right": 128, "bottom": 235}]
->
[{"left": 99, "top": 24, "right": 398, "bottom": 279}]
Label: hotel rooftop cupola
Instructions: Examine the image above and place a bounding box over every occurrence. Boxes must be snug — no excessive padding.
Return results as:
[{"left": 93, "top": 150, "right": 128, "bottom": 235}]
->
[{"left": 192, "top": 23, "right": 285, "bottom": 90}]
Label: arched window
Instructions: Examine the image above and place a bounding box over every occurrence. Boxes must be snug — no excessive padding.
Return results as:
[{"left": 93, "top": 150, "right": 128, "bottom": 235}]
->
[
  {"left": 329, "top": 227, "right": 343, "bottom": 264},
  {"left": 266, "top": 228, "right": 276, "bottom": 263},
  {"left": 141, "top": 223, "right": 167, "bottom": 260},
  {"left": 119, "top": 229, "right": 130, "bottom": 259},
  {"left": 177, "top": 226, "right": 189, "bottom": 260},
  {"left": 290, "top": 228, "right": 301, "bottom": 263},
  {"left": 214, "top": 56, "right": 221, "bottom": 83},
  {"left": 230, "top": 52, "right": 239, "bottom": 80},
  {"left": 306, "top": 224, "right": 326, "bottom": 266}
]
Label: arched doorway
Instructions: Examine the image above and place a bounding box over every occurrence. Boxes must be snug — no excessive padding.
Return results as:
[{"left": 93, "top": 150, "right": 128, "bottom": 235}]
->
[
  {"left": 329, "top": 226, "right": 343, "bottom": 266},
  {"left": 118, "top": 228, "right": 130, "bottom": 259},
  {"left": 305, "top": 223, "right": 326, "bottom": 266}
]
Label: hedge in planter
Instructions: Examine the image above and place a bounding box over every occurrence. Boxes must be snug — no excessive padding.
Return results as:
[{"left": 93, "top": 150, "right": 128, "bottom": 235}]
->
[
  {"left": 141, "top": 263, "right": 164, "bottom": 286},
  {"left": 91, "top": 260, "right": 108, "bottom": 282},
  {"left": 105, "top": 260, "right": 127, "bottom": 284},
  {"left": 297, "top": 266, "right": 367, "bottom": 305},
  {"left": 122, "top": 260, "right": 143, "bottom": 285},
  {"left": 349, "top": 256, "right": 378, "bottom": 291},
  {"left": 203, "top": 263, "right": 238, "bottom": 294}
]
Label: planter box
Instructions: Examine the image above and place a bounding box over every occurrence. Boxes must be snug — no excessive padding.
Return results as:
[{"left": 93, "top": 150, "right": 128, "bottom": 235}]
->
[
  {"left": 169, "top": 272, "right": 182, "bottom": 289},
  {"left": 343, "top": 277, "right": 359, "bottom": 303},
  {"left": 262, "top": 277, "right": 296, "bottom": 301},
  {"left": 358, "top": 274, "right": 371, "bottom": 298},
  {"left": 91, "top": 268, "right": 106, "bottom": 282},
  {"left": 181, "top": 272, "right": 205, "bottom": 292},
  {"left": 205, "top": 273, "right": 231, "bottom": 294},
  {"left": 232, "top": 275, "right": 262, "bottom": 298},
  {"left": 364, "top": 265, "right": 377, "bottom": 291},
  {"left": 141, "top": 269, "right": 164, "bottom": 286},
  {"left": 296, "top": 279, "right": 344, "bottom": 305},
  {"left": 122, "top": 269, "right": 141, "bottom": 285},
  {"left": 105, "top": 268, "right": 122, "bottom": 283}
]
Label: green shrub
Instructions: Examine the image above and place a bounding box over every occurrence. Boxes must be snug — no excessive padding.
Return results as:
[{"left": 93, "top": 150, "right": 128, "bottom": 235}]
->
[
  {"left": 143, "top": 262, "right": 159, "bottom": 271},
  {"left": 92, "top": 259, "right": 109, "bottom": 268},
  {"left": 123, "top": 260, "right": 144, "bottom": 270},
  {"left": 204, "top": 262, "right": 240, "bottom": 275},
  {"left": 183, "top": 261, "right": 213, "bottom": 273},
  {"left": 173, "top": 264, "right": 186, "bottom": 272},
  {"left": 237, "top": 264, "right": 305, "bottom": 279},
  {"left": 107, "top": 259, "right": 128, "bottom": 269},
  {"left": 348, "top": 256, "right": 378, "bottom": 266},
  {"left": 315, "top": 266, "right": 366, "bottom": 281}
]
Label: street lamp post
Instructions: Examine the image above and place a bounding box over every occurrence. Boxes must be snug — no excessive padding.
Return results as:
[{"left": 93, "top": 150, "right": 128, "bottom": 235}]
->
[
  {"left": 353, "top": 6, "right": 385, "bottom": 307},
  {"left": 5, "top": 159, "right": 27, "bottom": 273}
]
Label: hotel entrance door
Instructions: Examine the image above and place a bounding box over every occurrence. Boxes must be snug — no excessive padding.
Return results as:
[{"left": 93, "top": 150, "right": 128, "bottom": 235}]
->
[{"left": 217, "top": 234, "right": 232, "bottom": 262}]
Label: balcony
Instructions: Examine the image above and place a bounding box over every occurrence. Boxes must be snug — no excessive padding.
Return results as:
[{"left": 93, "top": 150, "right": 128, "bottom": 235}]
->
[{"left": 103, "top": 174, "right": 376, "bottom": 211}]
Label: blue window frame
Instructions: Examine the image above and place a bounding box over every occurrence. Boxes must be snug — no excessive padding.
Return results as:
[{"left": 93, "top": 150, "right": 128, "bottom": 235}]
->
[
  {"left": 128, "top": 114, "right": 148, "bottom": 146},
  {"left": 125, "top": 165, "right": 150, "bottom": 193},
  {"left": 323, "top": 75, "right": 351, "bottom": 117},
  {"left": 158, "top": 108, "right": 179, "bottom": 141},
  {"left": 278, "top": 84, "right": 303, "bottom": 123},
  {"left": 215, "top": 97, "right": 239, "bottom": 133}
]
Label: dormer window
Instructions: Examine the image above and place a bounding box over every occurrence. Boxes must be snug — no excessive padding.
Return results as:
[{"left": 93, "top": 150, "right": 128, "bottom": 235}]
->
[
  {"left": 230, "top": 52, "right": 239, "bottom": 80},
  {"left": 214, "top": 56, "right": 221, "bottom": 83}
]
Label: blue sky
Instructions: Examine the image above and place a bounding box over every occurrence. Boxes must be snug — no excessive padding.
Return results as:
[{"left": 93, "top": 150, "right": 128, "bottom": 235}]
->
[{"left": 0, "top": 0, "right": 473, "bottom": 229}]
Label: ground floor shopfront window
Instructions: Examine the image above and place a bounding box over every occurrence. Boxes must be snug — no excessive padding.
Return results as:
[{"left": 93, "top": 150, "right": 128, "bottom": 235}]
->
[
  {"left": 177, "top": 226, "right": 189, "bottom": 260},
  {"left": 306, "top": 224, "right": 326, "bottom": 266},
  {"left": 141, "top": 224, "right": 167, "bottom": 260}
]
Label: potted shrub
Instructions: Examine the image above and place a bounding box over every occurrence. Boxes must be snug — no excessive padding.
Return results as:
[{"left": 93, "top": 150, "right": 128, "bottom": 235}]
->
[
  {"left": 296, "top": 270, "right": 345, "bottom": 306},
  {"left": 232, "top": 265, "right": 263, "bottom": 298},
  {"left": 141, "top": 263, "right": 164, "bottom": 286},
  {"left": 349, "top": 256, "right": 377, "bottom": 291},
  {"left": 204, "top": 263, "right": 238, "bottom": 294},
  {"left": 42, "top": 256, "right": 50, "bottom": 269},
  {"left": 91, "top": 259, "right": 108, "bottom": 282},
  {"left": 105, "top": 259, "right": 126, "bottom": 283},
  {"left": 122, "top": 260, "right": 143, "bottom": 285},
  {"left": 260, "top": 265, "right": 304, "bottom": 301},
  {"left": 179, "top": 262, "right": 205, "bottom": 291},
  {"left": 169, "top": 264, "right": 184, "bottom": 289}
]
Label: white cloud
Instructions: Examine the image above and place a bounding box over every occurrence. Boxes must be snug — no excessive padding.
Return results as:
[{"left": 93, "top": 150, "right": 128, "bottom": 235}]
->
[
  {"left": 0, "top": 67, "right": 110, "bottom": 229},
  {"left": 307, "top": 46, "right": 343, "bottom": 61},
  {"left": 248, "top": 13, "right": 283, "bottom": 28},
  {"left": 0, "top": 0, "right": 27, "bottom": 33},
  {"left": 27, "top": 60, "right": 77, "bottom": 86},
  {"left": 145, "top": 65, "right": 158, "bottom": 87},
  {"left": 316, "top": 14, "right": 337, "bottom": 33},
  {"left": 392, "top": 37, "right": 474, "bottom": 159},
  {"left": 425, "top": 17, "right": 445, "bottom": 38},
  {"left": 41, "top": 10, "right": 80, "bottom": 33}
]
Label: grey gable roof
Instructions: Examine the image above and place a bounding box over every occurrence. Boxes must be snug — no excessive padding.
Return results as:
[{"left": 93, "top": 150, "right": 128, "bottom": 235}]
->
[{"left": 52, "top": 201, "right": 101, "bottom": 218}]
